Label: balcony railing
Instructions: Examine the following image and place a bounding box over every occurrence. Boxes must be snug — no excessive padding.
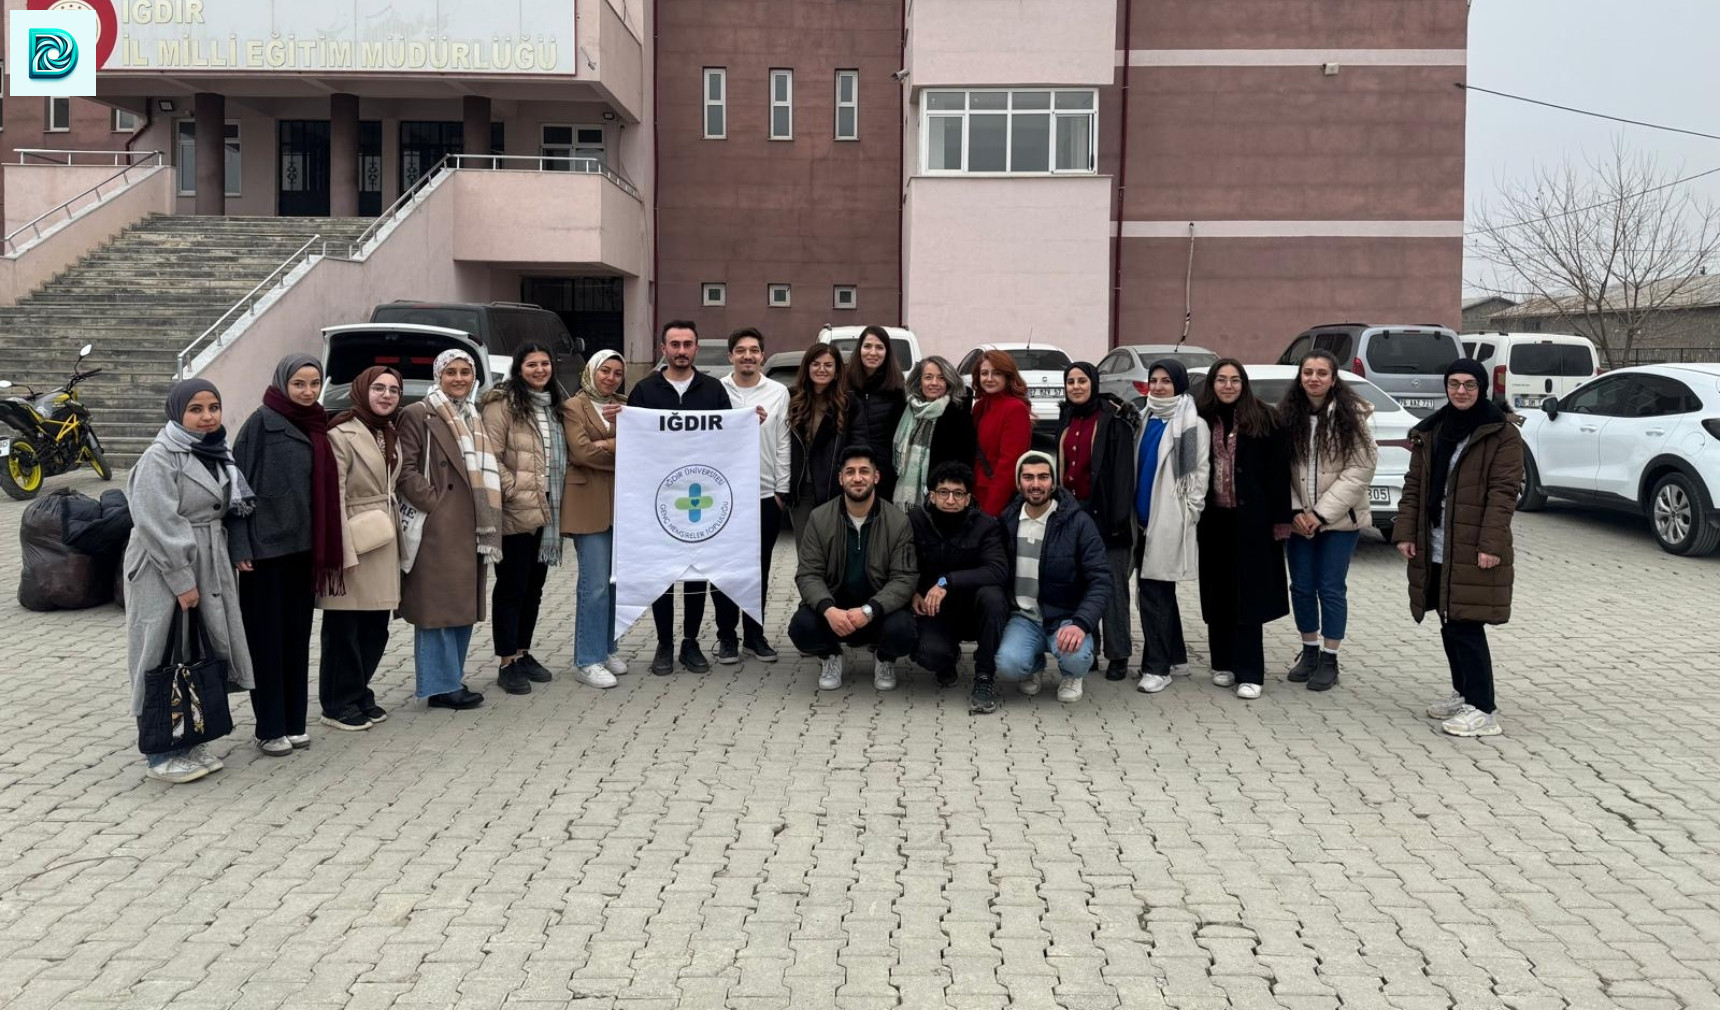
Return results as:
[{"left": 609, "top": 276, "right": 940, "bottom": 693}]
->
[
  {"left": 15, "top": 149, "right": 163, "bottom": 167},
  {"left": 446, "top": 154, "right": 640, "bottom": 198}
]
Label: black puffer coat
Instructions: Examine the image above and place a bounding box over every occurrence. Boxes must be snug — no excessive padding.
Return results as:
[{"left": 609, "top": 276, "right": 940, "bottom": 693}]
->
[{"left": 907, "top": 502, "right": 1009, "bottom": 595}]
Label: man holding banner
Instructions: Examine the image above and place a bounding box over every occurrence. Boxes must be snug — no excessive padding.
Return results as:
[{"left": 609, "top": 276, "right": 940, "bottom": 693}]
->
[
  {"left": 622, "top": 321, "right": 738, "bottom": 674},
  {"left": 712, "top": 328, "right": 791, "bottom": 665}
]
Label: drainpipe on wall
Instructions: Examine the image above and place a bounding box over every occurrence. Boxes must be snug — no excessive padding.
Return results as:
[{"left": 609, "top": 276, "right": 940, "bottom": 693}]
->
[
  {"left": 896, "top": 0, "right": 907, "bottom": 326},
  {"left": 1109, "top": 0, "right": 1135, "bottom": 347},
  {"left": 651, "top": 0, "right": 661, "bottom": 357}
]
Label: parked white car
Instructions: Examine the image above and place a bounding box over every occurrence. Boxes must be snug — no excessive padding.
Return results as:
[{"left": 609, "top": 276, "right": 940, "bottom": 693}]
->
[
  {"left": 956, "top": 343, "right": 1073, "bottom": 429},
  {"left": 1518, "top": 363, "right": 1720, "bottom": 556},
  {"left": 319, "top": 323, "right": 501, "bottom": 410},
  {"left": 1461, "top": 331, "right": 1601, "bottom": 410},
  {"left": 1184, "top": 364, "right": 1415, "bottom": 534}
]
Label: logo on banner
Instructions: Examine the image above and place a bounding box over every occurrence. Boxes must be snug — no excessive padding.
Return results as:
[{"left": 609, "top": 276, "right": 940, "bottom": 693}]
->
[
  {"left": 9, "top": 6, "right": 101, "bottom": 95},
  {"left": 656, "top": 465, "right": 733, "bottom": 543}
]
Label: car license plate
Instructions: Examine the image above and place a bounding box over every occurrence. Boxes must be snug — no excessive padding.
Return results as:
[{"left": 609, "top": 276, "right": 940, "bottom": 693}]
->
[
  {"left": 1399, "top": 398, "right": 1437, "bottom": 411},
  {"left": 1513, "top": 394, "right": 1543, "bottom": 408},
  {"left": 1368, "top": 486, "right": 1392, "bottom": 504},
  {"left": 1031, "top": 387, "right": 1061, "bottom": 398}
]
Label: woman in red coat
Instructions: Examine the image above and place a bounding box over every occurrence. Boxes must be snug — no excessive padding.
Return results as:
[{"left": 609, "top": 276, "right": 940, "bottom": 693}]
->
[{"left": 969, "top": 350, "right": 1033, "bottom": 515}]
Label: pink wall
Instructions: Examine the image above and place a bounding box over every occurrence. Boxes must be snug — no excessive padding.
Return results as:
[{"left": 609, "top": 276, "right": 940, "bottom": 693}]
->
[
  {"left": 903, "top": 175, "right": 1112, "bottom": 363},
  {"left": 0, "top": 166, "right": 173, "bottom": 304},
  {"left": 908, "top": 0, "right": 1118, "bottom": 87},
  {"left": 2, "top": 164, "right": 157, "bottom": 238},
  {"left": 448, "top": 170, "right": 646, "bottom": 273}
]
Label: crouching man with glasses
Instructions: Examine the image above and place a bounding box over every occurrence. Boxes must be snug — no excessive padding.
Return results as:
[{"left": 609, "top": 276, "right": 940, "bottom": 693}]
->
[{"left": 905, "top": 462, "right": 1011, "bottom": 713}]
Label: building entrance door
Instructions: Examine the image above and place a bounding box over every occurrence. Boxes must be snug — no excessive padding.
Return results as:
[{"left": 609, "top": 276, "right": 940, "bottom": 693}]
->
[
  {"left": 522, "top": 277, "right": 625, "bottom": 358},
  {"left": 400, "top": 121, "right": 505, "bottom": 191},
  {"left": 278, "top": 120, "right": 331, "bottom": 217},
  {"left": 360, "top": 121, "right": 382, "bottom": 216}
]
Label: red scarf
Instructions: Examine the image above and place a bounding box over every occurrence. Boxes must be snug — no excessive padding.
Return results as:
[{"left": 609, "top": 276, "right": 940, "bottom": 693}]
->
[{"left": 263, "top": 385, "right": 346, "bottom": 596}]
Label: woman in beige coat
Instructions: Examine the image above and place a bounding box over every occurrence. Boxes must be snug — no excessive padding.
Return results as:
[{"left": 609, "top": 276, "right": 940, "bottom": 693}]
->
[
  {"left": 479, "top": 342, "right": 567, "bottom": 696},
  {"left": 316, "top": 365, "right": 403, "bottom": 731},
  {"left": 563, "top": 350, "right": 628, "bottom": 689},
  {"left": 397, "top": 349, "right": 501, "bottom": 711}
]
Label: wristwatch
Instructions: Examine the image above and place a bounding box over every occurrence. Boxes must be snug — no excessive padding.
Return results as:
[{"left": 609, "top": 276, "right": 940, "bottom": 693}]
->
[
  {"left": 936, "top": 577, "right": 948, "bottom": 589},
  {"left": 860, "top": 604, "right": 876, "bottom": 620}
]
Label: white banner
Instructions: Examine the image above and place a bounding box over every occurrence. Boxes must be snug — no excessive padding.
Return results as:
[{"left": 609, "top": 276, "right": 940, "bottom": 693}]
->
[{"left": 613, "top": 408, "right": 761, "bottom": 634}]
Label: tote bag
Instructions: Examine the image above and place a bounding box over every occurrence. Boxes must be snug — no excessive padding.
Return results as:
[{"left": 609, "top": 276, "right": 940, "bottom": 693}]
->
[{"left": 137, "top": 607, "right": 235, "bottom": 755}]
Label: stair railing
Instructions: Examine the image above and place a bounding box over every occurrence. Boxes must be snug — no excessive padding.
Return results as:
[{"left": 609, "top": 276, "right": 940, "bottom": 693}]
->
[
  {"left": 345, "top": 154, "right": 453, "bottom": 258},
  {"left": 176, "top": 235, "right": 324, "bottom": 378},
  {"left": 2, "top": 154, "right": 167, "bottom": 256}
]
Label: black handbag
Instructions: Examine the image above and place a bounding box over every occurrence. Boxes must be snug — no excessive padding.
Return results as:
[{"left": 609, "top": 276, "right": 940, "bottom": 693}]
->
[{"left": 137, "top": 606, "right": 235, "bottom": 755}]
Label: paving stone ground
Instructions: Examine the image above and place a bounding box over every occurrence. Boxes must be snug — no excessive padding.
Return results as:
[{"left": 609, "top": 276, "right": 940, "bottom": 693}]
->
[{"left": 2, "top": 470, "right": 1718, "bottom": 1010}]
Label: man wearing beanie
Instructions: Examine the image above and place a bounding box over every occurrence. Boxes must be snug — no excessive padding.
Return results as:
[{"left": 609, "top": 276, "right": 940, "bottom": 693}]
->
[{"left": 994, "top": 450, "right": 1113, "bottom": 703}]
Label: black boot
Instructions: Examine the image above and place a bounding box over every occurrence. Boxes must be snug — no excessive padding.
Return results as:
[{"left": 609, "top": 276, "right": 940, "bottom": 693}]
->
[
  {"left": 650, "top": 642, "right": 674, "bottom": 675},
  {"left": 496, "top": 663, "right": 532, "bottom": 695},
  {"left": 1307, "top": 650, "right": 1340, "bottom": 692},
  {"left": 679, "top": 638, "right": 712, "bottom": 674},
  {"left": 1287, "top": 644, "right": 1319, "bottom": 683},
  {"left": 969, "top": 676, "right": 1000, "bottom": 714}
]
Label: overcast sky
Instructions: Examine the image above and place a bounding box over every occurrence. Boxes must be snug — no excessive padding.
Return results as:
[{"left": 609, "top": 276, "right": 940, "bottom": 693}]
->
[{"left": 1464, "top": 0, "right": 1720, "bottom": 295}]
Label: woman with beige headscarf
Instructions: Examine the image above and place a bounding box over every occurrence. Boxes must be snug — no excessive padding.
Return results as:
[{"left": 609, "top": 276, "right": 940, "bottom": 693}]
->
[{"left": 560, "top": 349, "right": 629, "bottom": 689}]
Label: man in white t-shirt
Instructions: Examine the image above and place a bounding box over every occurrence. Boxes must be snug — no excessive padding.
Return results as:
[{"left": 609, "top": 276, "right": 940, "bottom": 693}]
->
[{"left": 713, "top": 327, "right": 792, "bottom": 664}]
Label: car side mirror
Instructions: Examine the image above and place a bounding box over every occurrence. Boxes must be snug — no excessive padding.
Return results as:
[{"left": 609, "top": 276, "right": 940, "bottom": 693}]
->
[
  {"left": 78, "top": 343, "right": 93, "bottom": 358},
  {"left": 1541, "top": 397, "right": 1559, "bottom": 419},
  {"left": 0, "top": 380, "right": 11, "bottom": 389}
]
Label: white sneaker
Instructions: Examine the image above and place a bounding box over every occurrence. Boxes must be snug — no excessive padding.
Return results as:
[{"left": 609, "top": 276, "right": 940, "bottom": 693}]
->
[
  {"left": 874, "top": 660, "right": 897, "bottom": 691},
  {"left": 1212, "top": 670, "right": 1235, "bottom": 688},
  {"left": 818, "top": 655, "right": 844, "bottom": 690},
  {"left": 1057, "top": 677, "right": 1084, "bottom": 703},
  {"left": 604, "top": 654, "right": 629, "bottom": 676},
  {"left": 1442, "top": 705, "right": 1502, "bottom": 738},
  {"left": 576, "top": 664, "right": 619, "bottom": 689},
  {"left": 1169, "top": 663, "right": 1191, "bottom": 677},
  {"left": 186, "top": 743, "right": 223, "bottom": 772},
  {"left": 286, "top": 734, "right": 311, "bottom": 749},
  {"left": 1018, "top": 670, "right": 1043, "bottom": 696},
  {"left": 1236, "top": 684, "right": 1262, "bottom": 700},
  {"left": 1138, "top": 673, "right": 1172, "bottom": 694},
  {"left": 147, "top": 755, "right": 210, "bottom": 784},
  {"left": 258, "top": 737, "right": 294, "bottom": 757},
  {"left": 1426, "top": 691, "right": 1466, "bottom": 720}
]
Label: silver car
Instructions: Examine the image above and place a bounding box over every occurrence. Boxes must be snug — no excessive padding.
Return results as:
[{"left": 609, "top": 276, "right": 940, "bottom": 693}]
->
[
  {"left": 1276, "top": 323, "right": 1461, "bottom": 418},
  {"left": 1096, "top": 344, "right": 1221, "bottom": 402}
]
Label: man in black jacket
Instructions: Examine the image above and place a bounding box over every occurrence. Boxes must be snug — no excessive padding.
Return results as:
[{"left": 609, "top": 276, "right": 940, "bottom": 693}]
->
[
  {"left": 906, "top": 462, "right": 1010, "bottom": 713},
  {"left": 995, "top": 451, "right": 1113, "bottom": 704},
  {"left": 627, "top": 320, "right": 732, "bottom": 675}
]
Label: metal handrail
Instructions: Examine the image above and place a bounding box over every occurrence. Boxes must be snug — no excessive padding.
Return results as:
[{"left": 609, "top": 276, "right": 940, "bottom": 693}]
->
[
  {"left": 345, "top": 154, "right": 453, "bottom": 258},
  {"left": 16, "top": 149, "right": 164, "bottom": 166},
  {"left": 2, "top": 157, "right": 167, "bottom": 256},
  {"left": 176, "top": 235, "right": 325, "bottom": 378},
  {"left": 446, "top": 153, "right": 641, "bottom": 198}
]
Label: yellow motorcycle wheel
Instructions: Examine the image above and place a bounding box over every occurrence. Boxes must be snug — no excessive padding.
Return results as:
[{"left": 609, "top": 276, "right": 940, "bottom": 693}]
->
[
  {"left": 1, "top": 440, "right": 43, "bottom": 501},
  {"left": 83, "top": 435, "right": 112, "bottom": 481}
]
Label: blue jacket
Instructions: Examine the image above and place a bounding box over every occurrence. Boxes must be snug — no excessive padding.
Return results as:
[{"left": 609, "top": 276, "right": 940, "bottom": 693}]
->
[{"left": 998, "top": 487, "right": 1113, "bottom": 634}]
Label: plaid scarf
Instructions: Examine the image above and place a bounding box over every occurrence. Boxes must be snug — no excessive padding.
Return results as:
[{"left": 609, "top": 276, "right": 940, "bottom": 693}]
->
[
  {"left": 891, "top": 393, "right": 949, "bottom": 510},
  {"left": 531, "top": 392, "right": 567, "bottom": 564},
  {"left": 424, "top": 386, "right": 504, "bottom": 564}
]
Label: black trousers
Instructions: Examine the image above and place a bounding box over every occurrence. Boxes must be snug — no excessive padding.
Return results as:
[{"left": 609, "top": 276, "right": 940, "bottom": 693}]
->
[
  {"left": 713, "top": 497, "right": 784, "bottom": 646},
  {"left": 1431, "top": 564, "right": 1496, "bottom": 713},
  {"left": 319, "top": 609, "right": 390, "bottom": 717},
  {"left": 655, "top": 582, "right": 708, "bottom": 647},
  {"left": 241, "top": 550, "right": 313, "bottom": 740},
  {"left": 1136, "top": 578, "right": 1189, "bottom": 675},
  {"left": 1207, "top": 618, "right": 1265, "bottom": 686},
  {"left": 912, "top": 585, "right": 1008, "bottom": 678},
  {"left": 788, "top": 604, "right": 918, "bottom": 661},
  {"left": 492, "top": 531, "right": 550, "bottom": 656}
]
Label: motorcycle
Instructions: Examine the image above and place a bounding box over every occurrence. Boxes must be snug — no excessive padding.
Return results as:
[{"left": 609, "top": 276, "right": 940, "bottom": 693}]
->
[{"left": 0, "top": 343, "right": 112, "bottom": 501}]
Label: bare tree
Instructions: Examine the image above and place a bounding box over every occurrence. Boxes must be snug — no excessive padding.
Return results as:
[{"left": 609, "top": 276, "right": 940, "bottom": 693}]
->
[{"left": 1468, "top": 139, "right": 1720, "bottom": 366}]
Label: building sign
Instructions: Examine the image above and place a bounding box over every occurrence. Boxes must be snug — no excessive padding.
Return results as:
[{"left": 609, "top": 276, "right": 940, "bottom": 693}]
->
[{"left": 25, "top": 0, "right": 575, "bottom": 75}]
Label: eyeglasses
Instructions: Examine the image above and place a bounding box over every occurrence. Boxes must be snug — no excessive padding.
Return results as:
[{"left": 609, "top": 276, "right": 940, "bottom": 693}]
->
[
  {"left": 1212, "top": 377, "right": 1244, "bottom": 386},
  {"left": 369, "top": 383, "right": 403, "bottom": 396},
  {"left": 929, "top": 489, "right": 970, "bottom": 501},
  {"left": 1446, "top": 380, "right": 1480, "bottom": 392}
]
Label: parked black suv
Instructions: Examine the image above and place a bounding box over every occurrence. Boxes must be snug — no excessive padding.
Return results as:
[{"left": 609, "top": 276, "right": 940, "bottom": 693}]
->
[{"left": 369, "top": 301, "right": 586, "bottom": 380}]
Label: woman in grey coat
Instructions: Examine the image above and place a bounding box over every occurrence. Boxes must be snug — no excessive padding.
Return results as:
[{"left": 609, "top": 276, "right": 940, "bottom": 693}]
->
[{"left": 125, "top": 379, "right": 257, "bottom": 784}]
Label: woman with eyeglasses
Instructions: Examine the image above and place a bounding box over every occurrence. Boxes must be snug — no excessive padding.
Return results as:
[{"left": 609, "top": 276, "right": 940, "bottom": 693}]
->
[
  {"left": 1277, "top": 350, "right": 1378, "bottom": 692},
  {"left": 1392, "top": 360, "right": 1524, "bottom": 737},
  {"left": 315, "top": 366, "right": 404, "bottom": 731}
]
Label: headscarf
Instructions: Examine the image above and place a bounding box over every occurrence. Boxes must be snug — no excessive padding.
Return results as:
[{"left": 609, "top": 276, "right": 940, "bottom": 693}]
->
[
  {"left": 580, "top": 350, "right": 627, "bottom": 405},
  {"left": 1145, "top": 358, "right": 1204, "bottom": 488},
  {"left": 423, "top": 353, "right": 505, "bottom": 564},
  {"left": 1062, "top": 362, "right": 1102, "bottom": 419},
  {"left": 329, "top": 365, "right": 401, "bottom": 470},
  {"left": 260, "top": 354, "right": 345, "bottom": 595},
  {"left": 1428, "top": 358, "right": 1499, "bottom": 526},
  {"left": 433, "top": 348, "right": 477, "bottom": 384},
  {"left": 159, "top": 378, "right": 255, "bottom": 516}
]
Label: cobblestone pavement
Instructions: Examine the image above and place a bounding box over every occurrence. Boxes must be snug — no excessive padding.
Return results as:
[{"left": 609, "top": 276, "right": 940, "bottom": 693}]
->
[{"left": 2, "top": 470, "right": 1718, "bottom": 1010}]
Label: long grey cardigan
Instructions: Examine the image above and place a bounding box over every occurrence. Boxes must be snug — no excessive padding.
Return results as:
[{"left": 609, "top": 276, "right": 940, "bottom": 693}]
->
[{"left": 124, "top": 431, "right": 256, "bottom": 717}]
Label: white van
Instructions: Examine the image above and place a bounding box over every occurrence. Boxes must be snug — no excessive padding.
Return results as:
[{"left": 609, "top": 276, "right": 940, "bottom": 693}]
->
[
  {"left": 817, "top": 325, "right": 922, "bottom": 377},
  {"left": 1460, "top": 332, "right": 1601, "bottom": 410}
]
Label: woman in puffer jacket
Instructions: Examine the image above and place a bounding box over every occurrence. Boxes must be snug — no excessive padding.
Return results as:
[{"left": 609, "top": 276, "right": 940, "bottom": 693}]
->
[{"left": 1276, "top": 349, "right": 1377, "bottom": 692}]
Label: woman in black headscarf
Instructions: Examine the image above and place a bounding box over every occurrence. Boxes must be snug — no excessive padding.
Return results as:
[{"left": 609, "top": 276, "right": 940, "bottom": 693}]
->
[
  {"left": 1056, "top": 361, "right": 1139, "bottom": 678},
  {"left": 1392, "top": 359, "right": 1524, "bottom": 738}
]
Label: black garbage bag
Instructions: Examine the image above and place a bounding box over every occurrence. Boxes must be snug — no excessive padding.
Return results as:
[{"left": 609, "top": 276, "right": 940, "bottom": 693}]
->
[
  {"left": 18, "top": 488, "right": 122, "bottom": 611},
  {"left": 66, "top": 489, "right": 133, "bottom": 556}
]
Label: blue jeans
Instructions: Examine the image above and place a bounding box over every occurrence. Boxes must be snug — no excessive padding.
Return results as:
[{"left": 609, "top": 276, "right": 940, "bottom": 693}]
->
[
  {"left": 414, "top": 625, "right": 473, "bottom": 698},
  {"left": 1286, "top": 529, "right": 1360, "bottom": 641},
  {"left": 571, "top": 530, "right": 619, "bottom": 667},
  {"left": 995, "top": 613, "right": 1096, "bottom": 682}
]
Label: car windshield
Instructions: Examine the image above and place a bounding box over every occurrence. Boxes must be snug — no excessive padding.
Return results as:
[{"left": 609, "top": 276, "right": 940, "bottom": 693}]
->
[
  {"left": 831, "top": 337, "right": 914, "bottom": 366},
  {"left": 1364, "top": 331, "right": 1459, "bottom": 374},
  {"left": 371, "top": 305, "right": 482, "bottom": 337},
  {"left": 1187, "top": 375, "right": 1402, "bottom": 413},
  {"left": 1005, "top": 349, "right": 1073, "bottom": 372},
  {"left": 696, "top": 345, "right": 730, "bottom": 366},
  {"left": 1510, "top": 343, "right": 1593, "bottom": 377},
  {"left": 1141, "top": 350, "right": 1218, "bottom": 370}
]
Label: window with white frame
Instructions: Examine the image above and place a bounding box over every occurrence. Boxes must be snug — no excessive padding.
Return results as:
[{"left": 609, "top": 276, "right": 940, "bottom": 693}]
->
[
  {"left": 46, "top": 97, "right": 70, "bottom": 132},
  {"left": 702, "top": 282, "right": 727, "bottom": 307},
  {"left": 176, "top": 120, "right": 242, "bottom": 197},
  {"left": 541, "top": 125, "right": 606, "bottom": 171},
  {"left": 112, "top": 108, "right": 142, "bottom": 132},
  {"left": 835, "top": 70, "right": 858, "bottom": 141},
  {"left": 769, "top": 69, "right": 793, "bottom": 140},
  {"left": 833, "top": 285, "right": 858, "bottom": 310},
  {"left": 703, "top": 68, "right": 727, "bottom": 139},
  {"left": 768, "top": 283, "right": 791, "bottom": 308},
  {"left": 921, "top": 89, "right": 1097, "bottom": 174}
]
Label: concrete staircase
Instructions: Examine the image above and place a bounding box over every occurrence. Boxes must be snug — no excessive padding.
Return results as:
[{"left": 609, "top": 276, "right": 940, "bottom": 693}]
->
[{"left": 0, "top": 215, "right": 373, "bottom": 467}]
